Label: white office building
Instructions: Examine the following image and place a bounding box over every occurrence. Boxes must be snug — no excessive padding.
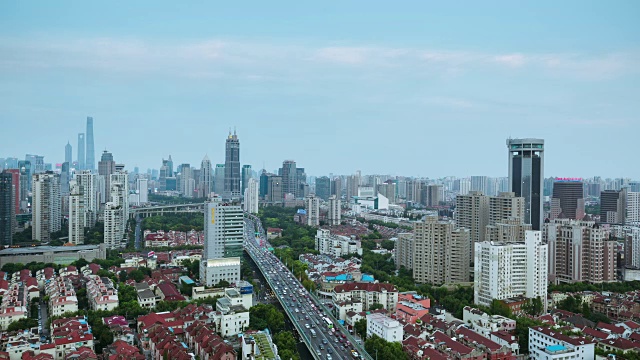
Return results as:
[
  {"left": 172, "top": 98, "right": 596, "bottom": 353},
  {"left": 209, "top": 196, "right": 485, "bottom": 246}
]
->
[
  {"left": 474, "top": 231, "right": 548, "bottom": 310},
  {"left": 137, "top": 178, "right": 148, "bottom": 204},
  {"left": 305, "top": 194, "right": 320, "bottom": 226},
  {"left": 68, "top": 180, "right": 85, "bottom": 245},
  {"left": 366, "top": 313, "right": 403, "bottom": 343},
  {"left": 243, "top": 178, "right": 259, "bottom": 214},
  {"left": 110, "top": 171, "right": 129, "bottom": 225},
  {"left": 328, "top": 195, "right": 341, "bottom": 225},
  {"left": 32, "top": 172, "right": 61, "bottom": 242},
  {"left": 200, "top": 198, "right": 243, "bottom": 286}
]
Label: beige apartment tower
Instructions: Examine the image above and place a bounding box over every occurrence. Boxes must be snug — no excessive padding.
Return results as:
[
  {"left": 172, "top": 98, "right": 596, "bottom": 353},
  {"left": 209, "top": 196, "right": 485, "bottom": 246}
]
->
[{"left": 413, "top": 216, "right": 470, "bottom": 285}]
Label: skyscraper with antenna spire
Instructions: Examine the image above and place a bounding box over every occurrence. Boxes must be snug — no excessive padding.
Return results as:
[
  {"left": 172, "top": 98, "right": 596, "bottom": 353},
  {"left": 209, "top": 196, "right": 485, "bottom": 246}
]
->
[{"left": 224, "top": 129, "right": 241, "bottom": 200}]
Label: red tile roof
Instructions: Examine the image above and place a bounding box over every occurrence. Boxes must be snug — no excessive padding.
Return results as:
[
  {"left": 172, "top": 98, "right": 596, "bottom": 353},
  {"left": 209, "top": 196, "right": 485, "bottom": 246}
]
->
[{"left": 456, "top": 326, "right": 502, "bottom": 351}]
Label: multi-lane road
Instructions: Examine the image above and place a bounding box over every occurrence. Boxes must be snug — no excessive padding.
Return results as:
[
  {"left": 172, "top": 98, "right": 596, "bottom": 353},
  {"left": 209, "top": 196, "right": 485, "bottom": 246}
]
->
[{"left": 244, "top": 215, "right": 370, "bottom": 360}]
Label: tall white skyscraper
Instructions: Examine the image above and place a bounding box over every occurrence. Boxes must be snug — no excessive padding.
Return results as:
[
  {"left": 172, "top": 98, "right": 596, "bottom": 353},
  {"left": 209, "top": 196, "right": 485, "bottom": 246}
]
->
[
  {"left": 76, "top": 171, "right": 98, "bottom": 228},
  {"left": 32, "top": 172, "right": 61, "bottom": 242},
  {"left": 305, "top": 194, "right": 320, "bottom": 226},
  {"left": 474, "top": 230, "right": 548, "bottom": 311},
  {"left": 243, "top": 178, "right": 259, "bottom": 214},
  {"left": 328, "top": 195, "right": 341, "bottom": 226},
  {"left": 137, "top": 178, "right": 148, "bottom": 204},
  {"left": 200, "top": 198, "right": 243, "bottom": 286},
  {"left": 104, "top": 201, "right": 124, "bottom": 249},
  {"left": 68, "top": 180, "right": 85, "bottom": 245},
  {"left": 179, "top": 164, "right": 194, "bottom": 198},
  {"left": 110, "top": 171, "right": 129, "bottom": 236}
]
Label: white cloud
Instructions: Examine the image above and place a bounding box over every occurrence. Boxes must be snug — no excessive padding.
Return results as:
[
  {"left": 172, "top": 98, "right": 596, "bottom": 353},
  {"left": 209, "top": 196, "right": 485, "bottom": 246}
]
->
[{"left": 0, "top": 36, "right": 636, "bottom": 81}]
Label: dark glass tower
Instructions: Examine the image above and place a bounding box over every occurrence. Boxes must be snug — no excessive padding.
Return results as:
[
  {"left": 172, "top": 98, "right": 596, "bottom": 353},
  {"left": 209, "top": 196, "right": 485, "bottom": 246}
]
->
[
  {"left": 224, "top": 130, "right": 241, "bottom": 199},
  {"left": 86, "top": 117, "right": 95, "bottom": 171},
  {"left": 65, "top": 141, "right": 72, "bottom": 165},
  {"left": 551, "top": 179, "right": 585, "bottom": 220},
  {"left": 0, "top": 171, "right": 15, "bottom": 246},
  {"left": 507, "top": 138, "right": 544, "bottom": 230},
  {"left": 315, "top": 176, "right": 331, "bottom": 200}
]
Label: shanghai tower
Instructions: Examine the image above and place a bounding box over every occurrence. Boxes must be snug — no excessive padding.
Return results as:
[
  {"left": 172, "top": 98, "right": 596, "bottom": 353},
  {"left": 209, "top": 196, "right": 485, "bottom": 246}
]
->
[
  {"left": 224, "top": 130, "right": 241, "bottom": 200},
  {"left": 86, "top": 117, "right": 95, "bottom": 171}
]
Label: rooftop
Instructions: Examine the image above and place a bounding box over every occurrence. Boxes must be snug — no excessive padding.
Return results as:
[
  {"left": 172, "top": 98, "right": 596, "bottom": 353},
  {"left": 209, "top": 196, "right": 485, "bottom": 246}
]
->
[{"left": 0, "top": 245, "right": 102, "bottom": 255}]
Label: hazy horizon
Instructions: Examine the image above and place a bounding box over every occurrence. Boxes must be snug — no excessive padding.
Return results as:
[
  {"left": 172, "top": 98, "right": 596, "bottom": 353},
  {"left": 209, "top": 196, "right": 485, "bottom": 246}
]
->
[{"left": 2, "top": 1, "right": 639, "bottom": 178}]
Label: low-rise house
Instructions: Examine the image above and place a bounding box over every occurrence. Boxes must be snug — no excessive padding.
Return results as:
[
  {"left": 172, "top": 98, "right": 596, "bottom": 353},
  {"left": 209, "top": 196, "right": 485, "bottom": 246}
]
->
[
  {"left": 366, "top": 313, "right": 403, "bottom": 343},
  {"left": 395, "top": 293, "right": 430, "bottom": 324},
  {"left": 185, "top": 322, "right": 236, "bottom": 360},
  {"left": 463, "top": 306, "right": 516, "bottom": 337},
  {"left": 333, "top": 282, "right": 398, "bottom": 312},
  {"left": 456, "top": 326, "right": 516, "bottom": 360},
  {"left": 528, "top": 326, "right": 594, "bottom": 360},
  {"left": 102, "top": 340, "right": 145, "bottom": 360}
]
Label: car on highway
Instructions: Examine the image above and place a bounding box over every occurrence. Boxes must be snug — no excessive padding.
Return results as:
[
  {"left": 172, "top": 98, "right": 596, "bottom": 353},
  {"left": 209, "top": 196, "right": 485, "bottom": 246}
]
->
[
  {"left": 327, "top": 355, "right": 332, "bottom": 360},
  {"left": 305, "top": 324, "right": 310, "bottom": 329}
]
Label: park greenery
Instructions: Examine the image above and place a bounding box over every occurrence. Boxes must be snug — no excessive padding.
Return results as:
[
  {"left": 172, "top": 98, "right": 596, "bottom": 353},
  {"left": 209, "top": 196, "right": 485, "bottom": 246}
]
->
[
  {"left": 249, "top": 303, "right": 285, "bottom": 333},
  {"left": 7, "top": 318, "right": 38, "bottom": 332},
  {"left": 356, "top": 217, "right": 412, "bottom": 231},
  {"left": 259, "top": 207, "right": 317, "bottom": 258},
  {"left": 141, "top": 213, "right": 204, "bottom": 232},
  {"left": 550, "top": 281, "right": 640, "bottom": 294},
  {"left": 272, "top": 331, "right": 301, "bottom": 360}
]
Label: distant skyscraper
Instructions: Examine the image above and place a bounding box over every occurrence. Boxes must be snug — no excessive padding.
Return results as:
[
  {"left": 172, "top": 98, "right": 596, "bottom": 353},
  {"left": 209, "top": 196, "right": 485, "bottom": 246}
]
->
[
  {"left": 315, "top": 176, "right": 331, "bottom": 201},
  {"left": 331, "top": 177, "right": 342, "bottom": 198},
  {"left": 600, "top": 188, "right": 627, "bottom": 224},
  {"left": 4, "top": 169, "right": 20, "bottom": 216},
  {"left": 243, "top": 178, "right": 259, "bottom": 214},
  {"left": 32, "top": 172, "right": 61, "bottom": 242},
  {"left": 259, "top": 170, "right": 269, "bottom": 199},
  {"left": 242, "top": 164, "right": 252, "bottom": 196},
  {"left": 98, "top": 150, "right": 116, "bottom": 203},
  {"left": 281, "top": 160, "right": 297, "bottom": 197},
  {"left": 507, "top": 138, "right": 544, "bottom": 230},
  {"left": 77, "top": 133, "right": 85, "bottom": 171},
  {"left": 214, "top": 164, "right": 225, "bottom": 195},
  {"left": 199, "top": 156, "right": 212, "bottom": 199},
  {"left": 68, "top": 180, "right": 85, "bottom": 245},
  {"left": 266, "top": 174, "right": 283, "bottom": 203},
  {"left": 104, "top": 201, "right": 124, "bottom": 249},
  {"left": 550, "top": 178, "right": 585, "bottom": 220},
  {"left": 17, "top": 161, "right": 30, "bottom": 211},
  {"left": 65, "top": 141, "right": 72, "bottom": 165},
  {"left": 470, "top": 176, "right": 488, "bottom": 194},
  {"left": 179, "top": 164, "right": 194, "bottom": 198},
  {"left": 0, "top": 171, "right": 16, "bottom": 245},
  {"left": 85, "top": 117, "right": 95, "bottom": 171},
  {"left": 224, "top": 130, "right": 241, "bottom": 199},
  {"left": 425, "top": 184, "right": 442, "bottom": 207},
  {"left": 60, "top": 162, "right": 71, "bottom": 195}
]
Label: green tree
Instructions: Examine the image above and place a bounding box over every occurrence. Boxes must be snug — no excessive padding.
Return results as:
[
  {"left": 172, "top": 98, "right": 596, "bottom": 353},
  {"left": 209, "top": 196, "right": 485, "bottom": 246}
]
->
[
  {"left": 127, "top": 269, "right": 145, "bottom": 282},
  {"left": 354, "top": 318, "right": 367, "bottom": 338},
  {"left": 365, "top": 334, "right": 408, "bottom": 360},
  {"left": 369, "top": 303, "right": 384, "bottom": 311},
  {"left": 8, "top": 318, "right": 38, "bottom": 331},
  {"left": 118, "top": 270, "right": 128, "bottom": 283},
  {"left": 273, "top": 331, "right": 300, "bottom": 360},
  {"left": 380, "top": 240, "right": 395, "bottom": 251},
  {"left": 515, "top": 316, "right": 544, "bottom": 353},
  {"left": 249, "top": 304, "right": 285, "bottom": 333},
  {"left": 214, "top": 280, "right": 230, "bottom": 288}
]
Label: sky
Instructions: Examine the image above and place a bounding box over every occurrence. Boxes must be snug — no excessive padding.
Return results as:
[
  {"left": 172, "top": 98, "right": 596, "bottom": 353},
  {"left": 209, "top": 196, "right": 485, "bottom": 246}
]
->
[{"left": 1, "top": 1, "right": 639, "bottom": 178}]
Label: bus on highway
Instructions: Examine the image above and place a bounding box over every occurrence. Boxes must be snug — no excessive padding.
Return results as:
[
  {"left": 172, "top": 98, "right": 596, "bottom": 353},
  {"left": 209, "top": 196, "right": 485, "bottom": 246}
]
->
[
  {"left": 323, "top": 317, "right": 333, "bottom": 329},
  {"left": 310, "top": 329, "right": 317, "bottom": 338}
]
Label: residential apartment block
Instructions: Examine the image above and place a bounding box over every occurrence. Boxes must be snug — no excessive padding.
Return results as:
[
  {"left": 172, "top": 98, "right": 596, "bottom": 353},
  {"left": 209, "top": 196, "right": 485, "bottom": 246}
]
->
[{"left": 412, "top": 216, "right": 470, "bottom": 285}]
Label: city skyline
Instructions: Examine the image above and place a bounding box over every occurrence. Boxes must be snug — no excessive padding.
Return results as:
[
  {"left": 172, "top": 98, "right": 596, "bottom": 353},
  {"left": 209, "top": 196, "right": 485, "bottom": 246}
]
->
[{"left": 1, "top": 2, "right": 639, "bottom": 177}]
